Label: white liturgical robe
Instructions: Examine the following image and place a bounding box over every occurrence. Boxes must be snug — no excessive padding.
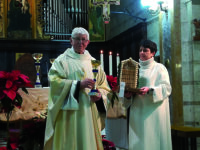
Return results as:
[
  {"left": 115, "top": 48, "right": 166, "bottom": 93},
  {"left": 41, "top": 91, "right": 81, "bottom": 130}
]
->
[
  {"left": 43, "top": 48, "right": 109, "bottom": 150},
  {"left": 129, "top": 57, "right": 172, "bottom": 150}
]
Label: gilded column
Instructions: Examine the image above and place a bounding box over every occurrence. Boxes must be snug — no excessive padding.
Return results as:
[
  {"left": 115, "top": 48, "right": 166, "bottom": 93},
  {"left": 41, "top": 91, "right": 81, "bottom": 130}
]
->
[
  {"left": 170, "top": 0, "right": 184, "bottom": 125},
  {"left": 0, "top": 0, "right": 7, "bottom": 38}
]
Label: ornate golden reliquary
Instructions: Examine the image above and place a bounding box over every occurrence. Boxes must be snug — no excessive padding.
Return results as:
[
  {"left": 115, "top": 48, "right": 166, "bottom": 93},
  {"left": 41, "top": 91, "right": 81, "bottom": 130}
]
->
[{"left": 118, "top": 57, "right": 140, "bottom": 93}]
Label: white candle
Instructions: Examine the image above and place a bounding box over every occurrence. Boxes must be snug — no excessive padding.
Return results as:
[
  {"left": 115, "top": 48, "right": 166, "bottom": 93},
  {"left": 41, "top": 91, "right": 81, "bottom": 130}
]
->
[
  {"left": 109, "top": 51, "right": 112, "bottom": 75},
  {"left": 116, "top": 53, "right": 120, "bottom": 74},
  {"left": 100, "top": 50, "right": 104, "bottom": 70}
]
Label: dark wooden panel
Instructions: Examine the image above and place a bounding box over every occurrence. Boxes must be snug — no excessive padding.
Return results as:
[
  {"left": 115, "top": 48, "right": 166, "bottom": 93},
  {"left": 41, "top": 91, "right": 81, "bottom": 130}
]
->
[
  {"left": 0, "top": 39, "right": 71, "bottom": 53},
  {"left": 0, "top": 22, "right": 147, "bottom": 86}
]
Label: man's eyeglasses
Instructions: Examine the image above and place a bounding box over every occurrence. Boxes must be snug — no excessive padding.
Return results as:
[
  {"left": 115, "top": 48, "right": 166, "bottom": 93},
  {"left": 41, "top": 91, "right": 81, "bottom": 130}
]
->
[
  {"left": 72, "top": 37, "right": 88, "bottom": 43},
  {"left": 139, "top": 48, "right": 150, "bottom": 53}
]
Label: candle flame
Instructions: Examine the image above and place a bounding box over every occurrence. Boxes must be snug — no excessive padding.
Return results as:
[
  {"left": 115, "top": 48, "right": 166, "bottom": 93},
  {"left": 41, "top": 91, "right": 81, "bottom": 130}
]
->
[
  {"left": 100, "top": 50, "right": 104, "bottom": 54},
  {"left": 117, "top": 53, "right": 119, "bottom": 56},
  {"left": 109, "top": 51, "right": 112, "bottom": 55}
]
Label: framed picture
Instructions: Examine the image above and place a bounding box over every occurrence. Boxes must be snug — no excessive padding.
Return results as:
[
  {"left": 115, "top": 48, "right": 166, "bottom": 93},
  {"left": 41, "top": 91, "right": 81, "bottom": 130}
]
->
[
  {"left": 88, "top": 0, "right": 105, "bottom": 42},
  {"left": 0, "top": 0, "right": 44, "bottom": 39},
  {"left": 7, "top": 0, "right": 36, "bottom": 39}
]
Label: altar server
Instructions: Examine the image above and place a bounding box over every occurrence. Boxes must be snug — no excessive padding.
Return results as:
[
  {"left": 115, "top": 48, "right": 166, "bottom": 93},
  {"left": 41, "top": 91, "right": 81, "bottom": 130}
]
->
[{"left": 126, "top": 39, "right": 172, "bottom": 150}]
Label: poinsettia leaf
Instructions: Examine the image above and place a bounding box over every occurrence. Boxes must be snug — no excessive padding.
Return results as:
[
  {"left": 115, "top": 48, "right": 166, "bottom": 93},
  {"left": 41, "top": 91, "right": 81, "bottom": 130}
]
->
[
  {"left": 1, "top": 97, "right": 14, "bottom": 113},
  {"left": 0, "top": 71, "right": 32, "bottom": 114},
  {"left": 111, "top": 98, "right": 114, "bottom": 108},
  {"left": 0, "top": 71, "right": 7, "bottom": 79},
  {"left": 113, "top": 93, "right": 119, "bottom": 101},
  {"left": 111, "top": 93, "right": 115, "bottom": 108},
  {"left": 6, "top": 80, "right": 13, "bottom": 89},
  {"left": 16, "top": 94, "right": 23, "bottom": 105},
  {"left": 21, "top": 87, "right": 29, "bottom": 94},
  {"left": 0, "top": 90, "right": 5, "bottom": 99},
  {"left": 3, "top": 89, "right": 16, "bottom": 100}
]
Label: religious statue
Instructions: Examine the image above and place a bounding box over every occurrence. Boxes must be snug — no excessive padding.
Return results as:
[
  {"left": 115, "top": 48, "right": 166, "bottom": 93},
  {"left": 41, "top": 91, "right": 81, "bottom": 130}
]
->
[{"left": 92, "top": 0, "right": 120, "bottom": 24}]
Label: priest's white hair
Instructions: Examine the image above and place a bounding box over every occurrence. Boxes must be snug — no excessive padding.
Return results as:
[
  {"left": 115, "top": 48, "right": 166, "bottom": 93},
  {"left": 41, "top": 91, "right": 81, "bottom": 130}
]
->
[{"left": 71, "top": 27, "right": 89, "bottom": 40}]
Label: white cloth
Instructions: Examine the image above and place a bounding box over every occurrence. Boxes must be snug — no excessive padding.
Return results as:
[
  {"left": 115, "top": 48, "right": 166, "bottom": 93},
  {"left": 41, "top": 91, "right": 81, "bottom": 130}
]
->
[
  {"left": 106, "top": 118, "right": 129, "bottom": 149},
  {"left": 129, "top": 57, "right": 172, "bottom": 150}
]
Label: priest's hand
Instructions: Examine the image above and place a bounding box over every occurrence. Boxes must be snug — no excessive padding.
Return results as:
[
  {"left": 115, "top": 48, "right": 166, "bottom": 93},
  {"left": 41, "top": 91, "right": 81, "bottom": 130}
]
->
[
  {"left": 90, "top": 90, "right": 102, "bottom": 102},
  {"left": 80, "top": 78, "right": 95, "bottom": 89}
]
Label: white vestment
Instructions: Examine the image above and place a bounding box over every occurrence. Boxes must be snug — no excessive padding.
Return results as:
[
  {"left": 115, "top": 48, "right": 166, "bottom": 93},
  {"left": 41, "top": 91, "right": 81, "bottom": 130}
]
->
[
  {"left": 43, "top": 48, "right": 109, "bottom": 150},
  {"left": 129, "top": 57, "right": 172, "bottom": 150}
]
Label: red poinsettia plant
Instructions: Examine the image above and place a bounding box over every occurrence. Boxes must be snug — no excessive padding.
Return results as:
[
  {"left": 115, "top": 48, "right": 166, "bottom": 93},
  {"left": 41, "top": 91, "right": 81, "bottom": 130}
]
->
[
  {"left": 106, "top": 75, "right": 119, "bottom": 107},
  {"left": 106, "top": 75, "right": 118, "bottom": 91},
  {"left": 0, "top": 70, "right": 33, "bottom": 114}
]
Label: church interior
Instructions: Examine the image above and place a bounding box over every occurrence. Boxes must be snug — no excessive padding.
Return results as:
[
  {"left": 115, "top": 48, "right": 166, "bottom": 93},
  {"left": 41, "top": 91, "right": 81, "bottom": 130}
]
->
[{"left": 0, "top": 0, "right": 200, "bottom": 149}]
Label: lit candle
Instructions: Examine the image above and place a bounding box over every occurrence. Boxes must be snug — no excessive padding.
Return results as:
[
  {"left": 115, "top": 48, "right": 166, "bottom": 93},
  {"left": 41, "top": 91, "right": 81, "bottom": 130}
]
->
[
  {"left": 109, "top": 51, "right": 112, "bottom": 75},
  {"left": 100, "top": 50, "right": 104, "bottom": 70},
  {"left": 116, "top": 53, "right": 120, "bottom": 74}
]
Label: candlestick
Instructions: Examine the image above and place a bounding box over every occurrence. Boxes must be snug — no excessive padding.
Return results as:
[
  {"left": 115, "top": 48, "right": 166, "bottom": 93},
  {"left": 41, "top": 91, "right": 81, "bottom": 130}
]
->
[
  {"left": 109, "top": 51, "right": 112, "bottom": 75},
  {"left": 116, "top": 53, "right": 120, "bottom": 75},
  {"left": 100, "top": 50, "right": 104, "bottom": 70}
]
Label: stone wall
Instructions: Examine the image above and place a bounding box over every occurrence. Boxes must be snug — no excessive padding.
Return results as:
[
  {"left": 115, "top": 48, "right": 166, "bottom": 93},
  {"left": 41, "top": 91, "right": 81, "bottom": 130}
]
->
[{"left": 181, "top": 0, "right": 200, "bottom": 127}]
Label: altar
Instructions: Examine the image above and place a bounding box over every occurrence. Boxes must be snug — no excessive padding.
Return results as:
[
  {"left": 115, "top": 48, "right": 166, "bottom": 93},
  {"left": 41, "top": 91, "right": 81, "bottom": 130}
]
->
[{"left": 0, "top": 88, "right": 49, "bottom": 122}]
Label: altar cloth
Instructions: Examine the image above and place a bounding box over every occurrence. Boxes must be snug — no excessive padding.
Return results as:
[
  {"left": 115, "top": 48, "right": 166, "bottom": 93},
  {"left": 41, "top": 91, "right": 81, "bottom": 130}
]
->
[{"left": 0, "top": 88, "right": 49, "bottom": 122}]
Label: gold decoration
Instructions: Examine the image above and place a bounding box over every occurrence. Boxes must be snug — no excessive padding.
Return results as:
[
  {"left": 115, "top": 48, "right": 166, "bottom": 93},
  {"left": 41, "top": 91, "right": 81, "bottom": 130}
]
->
[
  {"left": 35, "top": 0, "right": 50, "bottom": 39},
  {"left": 0, "top": 0, "right": 6, "bottom": 38},
  {"left": 0, "top": 0, "right": 49, "bottom": 39}
]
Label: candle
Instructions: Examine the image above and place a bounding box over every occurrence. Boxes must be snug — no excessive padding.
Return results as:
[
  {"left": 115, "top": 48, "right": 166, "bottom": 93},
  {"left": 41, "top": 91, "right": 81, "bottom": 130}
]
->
[
  {"left": 100, "top": 50, "right": 104, "bottom": 70},
  {"left": 116, "top": 53, "right": 120, "bottom": 74},
  {"left": 109, "top": 51, "right": 112, "bottom": 75}
]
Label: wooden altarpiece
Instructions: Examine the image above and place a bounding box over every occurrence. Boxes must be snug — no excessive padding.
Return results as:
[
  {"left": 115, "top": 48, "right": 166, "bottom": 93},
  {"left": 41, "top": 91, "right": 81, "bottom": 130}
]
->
[{"left": 0, "top": 0, "right": 47, "bottom": 39}]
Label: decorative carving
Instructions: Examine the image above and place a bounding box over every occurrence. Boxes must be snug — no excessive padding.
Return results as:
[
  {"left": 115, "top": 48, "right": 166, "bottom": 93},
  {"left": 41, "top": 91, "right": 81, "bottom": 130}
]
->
[{"left": 35, "top": 0, "right": 49, "bottom": 39}]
